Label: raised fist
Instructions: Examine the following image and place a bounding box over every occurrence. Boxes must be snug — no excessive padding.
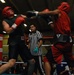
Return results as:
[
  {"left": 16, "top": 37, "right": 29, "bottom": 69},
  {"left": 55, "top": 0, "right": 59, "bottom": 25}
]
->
[
  {"left": 26, "top": 11, "right": 39, "bottom": 18},
  {"left": 12, "top": 16, "right": 25, "bottom": 29},
  {"left": 15, "top": 16, "right": 25, "bottom": 26}
]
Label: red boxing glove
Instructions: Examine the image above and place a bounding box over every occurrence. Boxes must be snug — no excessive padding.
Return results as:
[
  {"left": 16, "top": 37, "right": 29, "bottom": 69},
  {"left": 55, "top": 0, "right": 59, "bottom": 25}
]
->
[
  {"left": 12, "top": 16, "right": 25, "bottom": 29},
  {"left": 15, "top": 16, "right": 25, "bottom": 25}
]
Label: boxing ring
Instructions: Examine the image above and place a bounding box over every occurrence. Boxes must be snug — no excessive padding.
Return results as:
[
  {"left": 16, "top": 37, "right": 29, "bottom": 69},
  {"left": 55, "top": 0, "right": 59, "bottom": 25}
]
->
[
  {"left": 0, "top": 34, "right": 74, "bottom": 75},
  {"left": 0, "top": 34, "right": 3, "bottom": 65}
]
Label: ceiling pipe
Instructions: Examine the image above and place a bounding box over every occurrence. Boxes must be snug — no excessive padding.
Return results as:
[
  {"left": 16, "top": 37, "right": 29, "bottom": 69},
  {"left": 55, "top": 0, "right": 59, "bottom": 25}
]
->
[
  {"left": 44, "top": 0, "right": 49, "bottom": 9},
  {"left": 25, "top": 0, "right": 35, "bottom": 11},
  {"left": 25, "top": 0, "right": 42, "bottom": 29},
  {"left": 9, "top": 0, "right": 20, "bottom": 13}
]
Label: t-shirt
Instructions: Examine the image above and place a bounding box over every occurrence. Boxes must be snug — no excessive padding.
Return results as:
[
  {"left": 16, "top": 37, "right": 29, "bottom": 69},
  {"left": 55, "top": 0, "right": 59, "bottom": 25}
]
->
[
  {"left": 29, "top": 30, "right": 43, "bottom": 56},
  {"left": 4, "top": 15, "right": 25, "bottom": 43},
  {"left": 4, "top": 15, "right": 25, "bottom": 37},
  {"left": 54, "top": 10, "right": 71, "bottom": 35}
]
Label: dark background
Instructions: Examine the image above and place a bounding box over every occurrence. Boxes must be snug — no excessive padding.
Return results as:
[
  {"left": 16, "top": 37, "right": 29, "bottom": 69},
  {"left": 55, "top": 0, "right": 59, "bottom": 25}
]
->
[{"left": 0, "top": 0, "right": 74, "bottom": 36}]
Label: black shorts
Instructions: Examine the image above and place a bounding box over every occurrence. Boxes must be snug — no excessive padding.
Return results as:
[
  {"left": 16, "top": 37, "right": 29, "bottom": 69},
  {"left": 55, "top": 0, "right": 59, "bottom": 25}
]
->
[
  {"left": 8, "top": 40, "right": 32, "bottom": 62},
  {"left": 45, "top": 48, "right": 56, "bottom": 63}
]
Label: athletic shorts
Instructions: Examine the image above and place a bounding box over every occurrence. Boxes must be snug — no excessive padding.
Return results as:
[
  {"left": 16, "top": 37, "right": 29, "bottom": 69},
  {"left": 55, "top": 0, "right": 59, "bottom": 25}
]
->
[
  {"left": 8, "top": 40, "right": 32, "bottom": 62},
  {"left": 52, "top": 42, "right": 74, "bottom": 65},
  {"left": 43, "top": 42, "right": 74, "bottom": 66},
  {"left": 43, "top": 48, "right": 56, "bottom": 63}
]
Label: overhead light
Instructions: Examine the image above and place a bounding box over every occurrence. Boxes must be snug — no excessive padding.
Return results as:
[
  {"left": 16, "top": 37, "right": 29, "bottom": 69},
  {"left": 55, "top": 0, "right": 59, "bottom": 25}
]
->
[
  {"left": 24, "top": 24, "right": 27, "bottom": 27},
  {"left": 3, "top": 31, "right": 6, "bottom": 33},
  {"left": 29, "top": 29, "right": 31, "bottom": 32},
  {"left": 0, "top": 0, "right": 6, "bottom": 3},
  {"left": 14, "top": 14, "right": 17, "bottom": 16}
]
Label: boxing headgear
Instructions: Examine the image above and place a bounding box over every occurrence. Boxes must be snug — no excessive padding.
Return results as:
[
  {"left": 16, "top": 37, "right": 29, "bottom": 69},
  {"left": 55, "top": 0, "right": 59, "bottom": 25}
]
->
[
  {"left": 58, "top": 2, "right": 70, "bottom": 13},
  {"left": 2, "top": 6, "right": 14, "bottom": 17}
]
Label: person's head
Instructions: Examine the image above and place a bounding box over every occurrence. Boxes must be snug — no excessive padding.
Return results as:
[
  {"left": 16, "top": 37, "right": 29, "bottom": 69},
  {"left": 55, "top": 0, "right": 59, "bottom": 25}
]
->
[
  {"left": 58, "top": 2, "right": 70, "bottom": 13},
  {"left": 2, "top": 6, "right": 14, "bottom": 18},
  {"left": 30, "top": 24, "right": 37, "bottom": 32},
  {"left": 2, "top": 56, "right": 8, "bottom": 62}
]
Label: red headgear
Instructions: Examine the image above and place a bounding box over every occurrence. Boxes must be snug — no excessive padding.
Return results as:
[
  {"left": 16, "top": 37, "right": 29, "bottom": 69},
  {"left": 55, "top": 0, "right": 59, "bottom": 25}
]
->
[
  {"left": 2, "top": 6, "right": 14, "bottom": 17},
  {"left": 58, "top": 2, "right": 70, "bottom": 13}
]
